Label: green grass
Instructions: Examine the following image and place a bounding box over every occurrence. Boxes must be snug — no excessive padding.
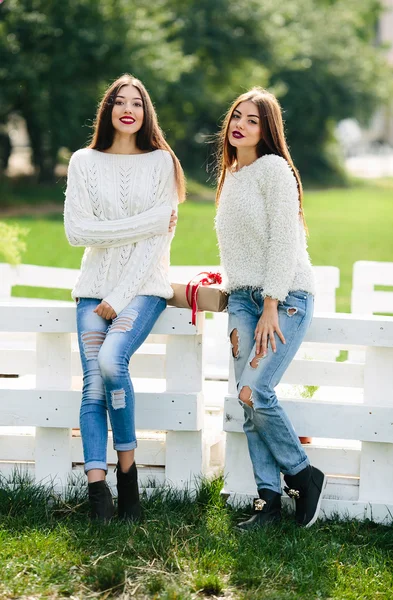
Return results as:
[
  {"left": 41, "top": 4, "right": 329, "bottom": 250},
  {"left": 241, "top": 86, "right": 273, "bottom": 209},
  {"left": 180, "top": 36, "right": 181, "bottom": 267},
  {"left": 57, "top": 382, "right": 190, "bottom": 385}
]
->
[
  {"left": 1, "top": 473, "right": 393, "bottom": 599},
  {"left": 1, "top": 179, "right": 393, "bottom": 311}
]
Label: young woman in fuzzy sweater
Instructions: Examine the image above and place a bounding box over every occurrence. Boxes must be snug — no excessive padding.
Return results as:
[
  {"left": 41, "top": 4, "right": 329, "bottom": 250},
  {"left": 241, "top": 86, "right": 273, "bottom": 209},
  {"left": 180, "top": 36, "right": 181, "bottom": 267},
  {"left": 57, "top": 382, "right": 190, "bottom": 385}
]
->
[
  {"left": 215, "top": 88, "right": 326, "bottom": 529},
  {"left": 64, "top": 74, "right": 184, "bottom": 521}
]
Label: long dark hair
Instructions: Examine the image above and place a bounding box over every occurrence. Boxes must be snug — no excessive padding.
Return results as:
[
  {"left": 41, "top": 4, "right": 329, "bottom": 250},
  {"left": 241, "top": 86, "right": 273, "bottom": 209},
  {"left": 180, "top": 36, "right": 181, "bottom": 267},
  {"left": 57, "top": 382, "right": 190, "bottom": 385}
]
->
[
  {"left": 89, "top": 74, "right": 185, "bottom": 202},
  {"left": 216, "top": 87, "right": 306, "bottom": 229}
]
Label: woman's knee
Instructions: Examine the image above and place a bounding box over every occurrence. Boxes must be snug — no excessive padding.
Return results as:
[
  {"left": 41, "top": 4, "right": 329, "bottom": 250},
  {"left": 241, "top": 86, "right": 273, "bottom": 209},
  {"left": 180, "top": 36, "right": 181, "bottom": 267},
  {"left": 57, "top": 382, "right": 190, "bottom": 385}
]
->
[
  {"left": 97, "top": 348, "right": 119, "bottom": 380},
  {"left": 239, "top": 383, "right": 276, "bottom": 409}
]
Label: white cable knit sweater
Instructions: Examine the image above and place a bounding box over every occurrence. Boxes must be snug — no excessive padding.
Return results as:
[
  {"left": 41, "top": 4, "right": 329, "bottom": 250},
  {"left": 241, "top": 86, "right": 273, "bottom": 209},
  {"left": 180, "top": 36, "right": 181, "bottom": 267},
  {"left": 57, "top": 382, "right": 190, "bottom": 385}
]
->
[
  {"left": 64, "top": 148, "right": 177, "bottom": 315},
  {"left": 215, "top": 154, "right": 315, "bottom": 302}
]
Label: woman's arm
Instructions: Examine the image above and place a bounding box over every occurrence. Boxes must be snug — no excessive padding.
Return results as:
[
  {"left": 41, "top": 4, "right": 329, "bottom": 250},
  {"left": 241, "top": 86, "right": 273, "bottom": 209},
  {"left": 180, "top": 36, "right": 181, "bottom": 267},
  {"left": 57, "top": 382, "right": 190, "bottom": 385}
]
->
[
  {"left": 64, "top": 152, "right": 172, "bottom": 248},
  {"left": 253, "top": 155, "right": 300, "bottom": 355},
  {"left": 259, "top": 155, "right": 300, "bottom": 302},
  {"left": 99, "top": 155, "right": 178, "bottom": 316}
]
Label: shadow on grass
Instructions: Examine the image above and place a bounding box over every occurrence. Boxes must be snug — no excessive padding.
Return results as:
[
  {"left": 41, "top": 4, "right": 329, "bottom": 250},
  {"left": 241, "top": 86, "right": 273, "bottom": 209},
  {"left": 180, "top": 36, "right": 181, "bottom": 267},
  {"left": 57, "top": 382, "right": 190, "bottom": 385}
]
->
[{"left": 1, "top": 470, "right": 393, "bottom": 599}]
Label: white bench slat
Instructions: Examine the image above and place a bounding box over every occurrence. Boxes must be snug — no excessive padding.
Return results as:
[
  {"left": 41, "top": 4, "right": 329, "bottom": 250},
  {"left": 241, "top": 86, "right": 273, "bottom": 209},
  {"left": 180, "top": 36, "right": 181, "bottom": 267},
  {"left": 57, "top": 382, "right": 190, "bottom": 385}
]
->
[
  {"left": 224, "top": 396, "right": 393, "bottom": 443},
  {"left": 0, "top": 303, "right": 203, "bottom": 335},
  {"left": 0, "top": 389, "right": 203, "bottom": 431}
]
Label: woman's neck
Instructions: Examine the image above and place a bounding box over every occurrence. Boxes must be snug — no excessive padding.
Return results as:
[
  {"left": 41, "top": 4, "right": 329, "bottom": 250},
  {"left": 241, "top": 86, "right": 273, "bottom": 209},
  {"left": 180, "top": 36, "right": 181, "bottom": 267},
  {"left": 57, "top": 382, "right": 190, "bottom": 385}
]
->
[
  {"left": 105, "top": 133, "right": 143, "bottom": 155},
  {"left": 235, "top": 148, "right": 258, "bottom": 171}
]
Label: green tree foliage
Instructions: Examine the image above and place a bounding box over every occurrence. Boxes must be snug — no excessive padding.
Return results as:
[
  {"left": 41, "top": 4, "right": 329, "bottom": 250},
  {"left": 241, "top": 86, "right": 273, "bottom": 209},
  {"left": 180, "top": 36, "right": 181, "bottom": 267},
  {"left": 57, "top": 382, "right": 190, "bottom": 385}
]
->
[
  {"left": 0, "top": 0, "right": 391, "bottom": 184},
  {"left": 161, "top": 0, "right": 391, "bottom": 183},
  {"left": 0, "top": 0, "right": 191, "bottom": 182}
]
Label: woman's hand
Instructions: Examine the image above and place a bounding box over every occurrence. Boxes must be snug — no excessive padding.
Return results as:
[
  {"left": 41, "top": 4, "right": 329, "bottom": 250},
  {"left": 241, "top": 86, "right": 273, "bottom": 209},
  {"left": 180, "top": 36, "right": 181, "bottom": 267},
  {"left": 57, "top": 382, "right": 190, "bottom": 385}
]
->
[
  {"left": 94, "top": 301, "right": 117, "bottom": 320},
  {"left": 255, "top": 297, "right": 286, "bottom": 356},
  {"left": 169, "top": 210, "right": 177, "bottom": 232}
]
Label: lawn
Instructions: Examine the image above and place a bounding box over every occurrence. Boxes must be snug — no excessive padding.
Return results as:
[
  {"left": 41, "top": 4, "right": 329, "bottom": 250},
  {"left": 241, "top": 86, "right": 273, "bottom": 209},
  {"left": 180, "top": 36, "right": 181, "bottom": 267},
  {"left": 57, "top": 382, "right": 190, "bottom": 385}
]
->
[
  {"left": 1, "top": 474, "right": 393, "bottom": 600},
  {"left": 2, "top": 179, "right": 393, "bottom": 311}
]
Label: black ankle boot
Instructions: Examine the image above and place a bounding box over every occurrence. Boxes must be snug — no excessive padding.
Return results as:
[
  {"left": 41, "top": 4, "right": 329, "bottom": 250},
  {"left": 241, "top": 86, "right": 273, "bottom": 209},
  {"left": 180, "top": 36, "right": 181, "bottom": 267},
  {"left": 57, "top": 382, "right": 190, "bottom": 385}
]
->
[
  {"left": 284, "top": 465, "right": 326, "bottom": 528},
  {"left": 116, "top": 462, "right": 142, "bottom": 522},
  {"left": 237, "top": 488, "right": 281, "bottom": 531},
  {"left": 88, "top": 480, "right": 114, "bottom": 522}
]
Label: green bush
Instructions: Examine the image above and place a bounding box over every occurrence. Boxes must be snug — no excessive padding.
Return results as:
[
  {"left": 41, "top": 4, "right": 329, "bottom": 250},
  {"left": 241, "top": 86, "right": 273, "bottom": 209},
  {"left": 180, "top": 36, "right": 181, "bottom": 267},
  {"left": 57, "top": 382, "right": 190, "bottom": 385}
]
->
[{"left": 0, "top": 221, "right": 28, "bottom": 264}]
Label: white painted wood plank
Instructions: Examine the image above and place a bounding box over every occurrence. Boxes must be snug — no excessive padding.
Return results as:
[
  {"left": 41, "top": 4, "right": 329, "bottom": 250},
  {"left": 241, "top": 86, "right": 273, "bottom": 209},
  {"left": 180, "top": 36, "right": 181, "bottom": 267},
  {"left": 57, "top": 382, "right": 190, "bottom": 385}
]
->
[
  {"left": 223, "top": 396, "right": 393, "bottom": 442},
  {"left": 0, "top": 435, "right": 35, "bottom": 460},
  {"left": 166, "top": 335, "right": 203, "bottom": 393},
  {"left": 304, "top": 446, "right": 360, "bottom": 476},
  {"left": 0, "top": 389, "right": 203, "bottom": 431},
  {"left": 0, "top": 304, "right": 204, "bottom": 335},
  {"left": 0, "top": 349, "right": 166, "bottom": 378},
  {"left": 305, "top": 313, "right": 393, "bottom": 348},
  {"left": 71, "top": 436, "right": 166, "bottom": 466},
  {"left": 0, "top": 264, "right": 79, "bottom": 290},
  {"left": 0, "top": 349, "right": 36, "bottom": 374},
  {"left": 35, "top": 333, "right": 72, "bottom": 488},
  {"left": 371, "top": 291, "right": 393, "bottom": 314},
  {"left": 281, "top": 360, "right": 364, "bottom": 388},
  {"left": 359, "top": 347, "right": 393, "bottom": 504}
]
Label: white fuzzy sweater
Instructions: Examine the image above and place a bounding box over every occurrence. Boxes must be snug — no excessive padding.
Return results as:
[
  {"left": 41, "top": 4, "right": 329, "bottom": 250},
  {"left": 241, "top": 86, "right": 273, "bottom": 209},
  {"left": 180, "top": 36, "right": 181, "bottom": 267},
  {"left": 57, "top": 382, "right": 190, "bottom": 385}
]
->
[
  {"left": 64, "top": 148, "right": 177, "bottom": 315},
  {"left": 215, "top": 154, "right": 315, "bottom": 302}
]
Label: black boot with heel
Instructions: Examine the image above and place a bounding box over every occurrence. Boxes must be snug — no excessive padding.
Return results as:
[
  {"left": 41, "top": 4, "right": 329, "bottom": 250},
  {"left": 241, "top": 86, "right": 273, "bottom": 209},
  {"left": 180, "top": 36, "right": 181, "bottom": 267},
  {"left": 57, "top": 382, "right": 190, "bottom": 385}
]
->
[
  {"left": 284, "top": 465, "right": 326, "bottom": 528},
  {"left": 116, "top": 462, "right": 142, "bottom": 522},
  {"left": 88, "top": 480, "right": 115, "bottom": 522},
  {"left": 237, "top": 488, "right": 281, "bottom": 531}
]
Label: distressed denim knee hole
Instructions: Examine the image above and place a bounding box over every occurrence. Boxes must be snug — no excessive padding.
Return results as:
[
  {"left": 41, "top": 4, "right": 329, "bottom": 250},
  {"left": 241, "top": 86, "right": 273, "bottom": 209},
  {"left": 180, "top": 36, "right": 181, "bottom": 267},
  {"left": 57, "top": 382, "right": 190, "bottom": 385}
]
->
[
  {"left": 286, "top": 307, "right": 298, "bottom": 317},
  {"left": 239, "top": 385, "right": 253, "bottom": 407},
  {"left": 111, "top": 389, "right": 126, "bottom": 410},
  {"left": 250, "top": 352, "right": 266, "bottom": 368},
  {"left": 230, "top": 328, "right": 240, "bottom": 359},
  {"left": 81, "top": 331, "right": 106, "bottom": 360}
]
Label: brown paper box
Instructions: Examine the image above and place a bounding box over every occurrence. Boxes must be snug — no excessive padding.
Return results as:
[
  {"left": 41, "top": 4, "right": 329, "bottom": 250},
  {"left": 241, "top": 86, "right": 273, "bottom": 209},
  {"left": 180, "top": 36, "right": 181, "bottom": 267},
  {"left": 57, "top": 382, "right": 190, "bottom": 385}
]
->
[{"left": 168, "top": 283, "right": 228, "bottom": 313}]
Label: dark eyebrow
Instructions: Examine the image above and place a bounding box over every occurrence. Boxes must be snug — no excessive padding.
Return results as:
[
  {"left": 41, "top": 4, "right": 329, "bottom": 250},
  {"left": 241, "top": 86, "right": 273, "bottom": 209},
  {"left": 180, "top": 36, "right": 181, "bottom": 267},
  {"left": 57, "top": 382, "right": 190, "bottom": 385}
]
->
[
  {"left": 115, "top": 95, "right": 142, "bottom": 101},
  {"left": 234, "top": 108, "right": 259, "bottom": 119}
]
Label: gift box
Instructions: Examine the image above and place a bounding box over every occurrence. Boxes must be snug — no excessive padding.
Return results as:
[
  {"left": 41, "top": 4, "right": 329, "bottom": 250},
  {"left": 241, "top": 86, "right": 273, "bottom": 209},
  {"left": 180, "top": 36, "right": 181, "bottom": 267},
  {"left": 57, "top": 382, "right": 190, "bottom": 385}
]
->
[{"left": 168, "top": 272, "right": 228, "bottom": 325}]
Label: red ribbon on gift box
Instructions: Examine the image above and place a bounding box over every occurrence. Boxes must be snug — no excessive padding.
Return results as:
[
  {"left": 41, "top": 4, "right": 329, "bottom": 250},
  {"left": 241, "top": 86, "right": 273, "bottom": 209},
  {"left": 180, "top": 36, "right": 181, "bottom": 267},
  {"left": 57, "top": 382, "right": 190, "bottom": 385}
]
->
[{"left": 185, "top": 271, "right": 223, "bottom": 326}]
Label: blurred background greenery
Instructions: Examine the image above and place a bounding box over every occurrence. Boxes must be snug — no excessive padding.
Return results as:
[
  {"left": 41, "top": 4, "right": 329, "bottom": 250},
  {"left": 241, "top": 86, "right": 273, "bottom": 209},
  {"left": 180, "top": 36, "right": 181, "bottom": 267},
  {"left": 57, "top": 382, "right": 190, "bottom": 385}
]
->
[
  {"left": 1, "top": 0, "right": 392, "bottom": 185},
  {"left": 0, "top": 0, "right": 393, "bottom": 313}
]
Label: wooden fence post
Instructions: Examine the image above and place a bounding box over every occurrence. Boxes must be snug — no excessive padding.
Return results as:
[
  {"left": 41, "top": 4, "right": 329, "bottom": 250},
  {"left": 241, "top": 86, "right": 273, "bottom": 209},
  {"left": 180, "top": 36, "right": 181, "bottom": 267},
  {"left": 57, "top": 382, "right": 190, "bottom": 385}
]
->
[
  {"left": 35, "top": 332, "right": 72, "bottom": 489},
  {"left": 358, "top": 346, "right": 393, "bottom": 507},
  {"left": 165, "top": 323, "right": 205, "bottom": 489}
]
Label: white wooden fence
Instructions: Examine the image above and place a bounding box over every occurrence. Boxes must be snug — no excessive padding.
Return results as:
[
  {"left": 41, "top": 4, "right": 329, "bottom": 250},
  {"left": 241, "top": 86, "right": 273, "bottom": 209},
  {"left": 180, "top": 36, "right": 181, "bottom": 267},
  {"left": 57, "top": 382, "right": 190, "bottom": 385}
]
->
[
  {"left": 350, "top": 260, "right": 393, "bottom": 362},
  {"left": 0, "top": 263, "right": 340, "bottom": 381},
  {"left": 0, "top": 301, "right": 226, "bottom": 491},
  {"left": 224, "top": 312, "right": 393, "bottom": 523},
  {"left": 2, "top": 262, "right": 393, "bottom": 523}
]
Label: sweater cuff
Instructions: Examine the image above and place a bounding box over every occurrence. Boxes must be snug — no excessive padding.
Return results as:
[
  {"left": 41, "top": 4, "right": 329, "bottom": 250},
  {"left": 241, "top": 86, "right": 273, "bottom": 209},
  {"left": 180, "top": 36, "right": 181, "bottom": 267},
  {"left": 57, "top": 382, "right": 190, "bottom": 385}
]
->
[
  {"left": 262, "top": 288, "right": 288, "bottom": 303},
  {"left": 103, "top": 291, "right": 131, "bottom": 317}
]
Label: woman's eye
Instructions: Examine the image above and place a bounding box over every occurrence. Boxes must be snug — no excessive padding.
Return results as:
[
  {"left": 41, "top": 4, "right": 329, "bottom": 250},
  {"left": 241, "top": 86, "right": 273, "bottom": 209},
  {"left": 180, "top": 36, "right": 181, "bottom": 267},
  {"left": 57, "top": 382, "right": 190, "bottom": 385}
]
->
[
  {"left": 115, "top": 101, "right": 123, "bottom": 105},
  {"left": 249, "top": 120, "right": 257, "bottom": 125},
  {"left": 134, "top": 102, "right": 142, "bottom": 107},
  {"left": 232, "top": 114, "right": 239, "bottom": 119}
]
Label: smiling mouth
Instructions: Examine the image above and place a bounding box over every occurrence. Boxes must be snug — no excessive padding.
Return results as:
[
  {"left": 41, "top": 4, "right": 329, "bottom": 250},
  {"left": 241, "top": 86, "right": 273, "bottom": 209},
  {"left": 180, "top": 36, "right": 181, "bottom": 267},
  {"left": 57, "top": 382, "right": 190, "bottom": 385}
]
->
[
  {"left": 232, "top": 131, "right": 244, "bottom": 139},
  {"left": 120, "top": 117, "right": 136, "bottom": 124}
]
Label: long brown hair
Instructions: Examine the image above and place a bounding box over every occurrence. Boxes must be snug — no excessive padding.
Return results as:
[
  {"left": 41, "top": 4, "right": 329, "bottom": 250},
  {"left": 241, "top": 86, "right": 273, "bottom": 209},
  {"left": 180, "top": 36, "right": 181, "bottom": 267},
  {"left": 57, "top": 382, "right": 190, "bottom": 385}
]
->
[
  {"left": 89, "top": 74, "right": 185, "bottom": 202},
  {"left": 216, "top": 87, "right": 306, "bottom": 229}
]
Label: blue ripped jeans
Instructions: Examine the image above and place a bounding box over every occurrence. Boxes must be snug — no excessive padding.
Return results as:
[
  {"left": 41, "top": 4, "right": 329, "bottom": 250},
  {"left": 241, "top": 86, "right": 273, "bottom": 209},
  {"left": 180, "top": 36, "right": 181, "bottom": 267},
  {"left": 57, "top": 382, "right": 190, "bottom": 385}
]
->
[
  {"left": 228, "top": 288, "right": 314, "bottom": 494},
  {"left": 76, "top": 295, "right": 166, "bottom": 473}
]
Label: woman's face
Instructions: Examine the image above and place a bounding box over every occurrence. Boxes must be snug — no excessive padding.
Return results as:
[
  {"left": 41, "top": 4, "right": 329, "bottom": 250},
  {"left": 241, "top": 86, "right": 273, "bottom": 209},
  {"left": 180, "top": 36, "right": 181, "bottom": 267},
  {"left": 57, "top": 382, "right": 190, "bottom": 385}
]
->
[
  {"left": 228, "top": 101, "right": 261, "bottom": 150},
  {"left": 111, "top": 85, "right": 144, "bottom": 135}
]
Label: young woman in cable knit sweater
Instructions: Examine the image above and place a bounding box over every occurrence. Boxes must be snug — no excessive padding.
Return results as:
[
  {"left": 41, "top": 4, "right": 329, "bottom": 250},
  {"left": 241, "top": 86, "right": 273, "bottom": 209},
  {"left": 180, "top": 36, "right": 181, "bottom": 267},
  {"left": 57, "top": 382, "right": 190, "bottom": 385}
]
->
[
  {"left": 64, "top": 74, "right": 184, "bottom": 521},
  {"left": 215, "top": 88, "right": 326, "bottom": 529}
]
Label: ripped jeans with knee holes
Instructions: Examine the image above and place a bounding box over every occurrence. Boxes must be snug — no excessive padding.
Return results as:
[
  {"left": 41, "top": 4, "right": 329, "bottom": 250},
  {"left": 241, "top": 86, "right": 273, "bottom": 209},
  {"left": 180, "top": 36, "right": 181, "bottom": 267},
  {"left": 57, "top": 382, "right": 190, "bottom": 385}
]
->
[
  {"left": 76, "top": 295, "right": 166, "bottom": 473},
  {"left": 228, "top": 288, "right": 314, "bottom": 494}
]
